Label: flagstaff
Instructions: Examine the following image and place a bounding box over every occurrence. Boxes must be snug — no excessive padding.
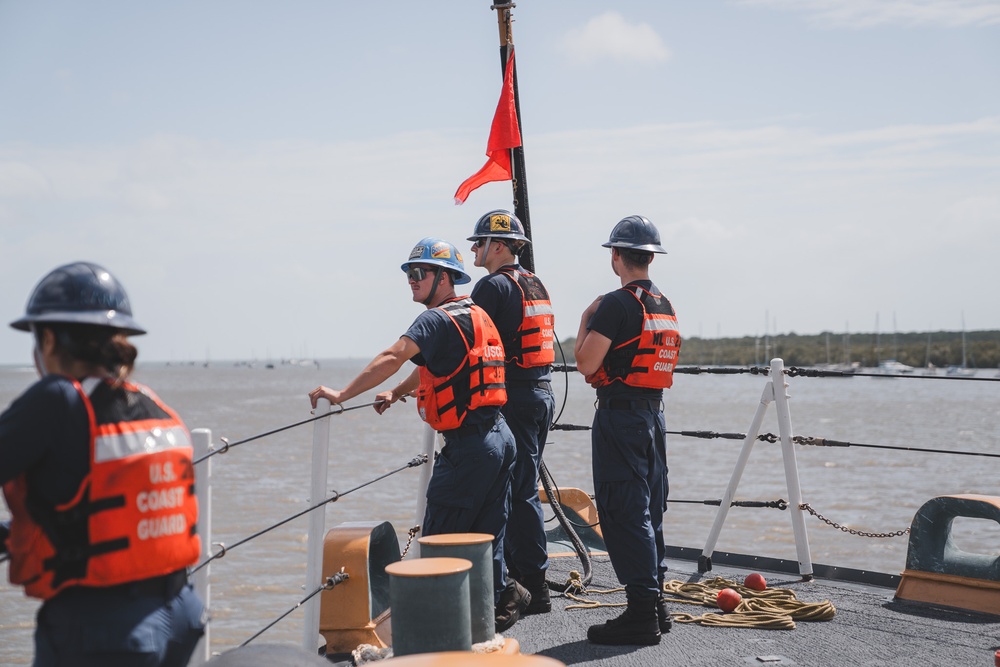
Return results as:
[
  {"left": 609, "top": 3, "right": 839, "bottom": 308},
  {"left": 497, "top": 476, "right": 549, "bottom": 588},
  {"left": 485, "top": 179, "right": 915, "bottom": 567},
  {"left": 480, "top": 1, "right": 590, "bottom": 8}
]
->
[{"left": 491, "top": 1, "right": 535, "bottom": 272}]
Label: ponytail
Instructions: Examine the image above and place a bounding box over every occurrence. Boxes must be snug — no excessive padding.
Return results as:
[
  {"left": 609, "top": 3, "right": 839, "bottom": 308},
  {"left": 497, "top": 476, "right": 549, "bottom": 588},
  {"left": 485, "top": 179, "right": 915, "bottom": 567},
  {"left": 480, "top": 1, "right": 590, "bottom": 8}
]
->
[{"left": 36, "top": 324, "right": 137, "bottom": 385}]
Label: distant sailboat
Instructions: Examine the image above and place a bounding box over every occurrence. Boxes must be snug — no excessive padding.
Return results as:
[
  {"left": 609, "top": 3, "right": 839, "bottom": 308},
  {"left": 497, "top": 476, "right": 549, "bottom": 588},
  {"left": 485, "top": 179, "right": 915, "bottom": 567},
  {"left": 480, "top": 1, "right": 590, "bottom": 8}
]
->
[
  {"left": 821, "top": 326, "right": 859, "bottom": 374},
  {"left": 875, "top": 313, "right": 914, "bottom": 376},
  {"left": 920, "top": 332, "right": 937, "bottom": 375},
  {"left": 946, "top": 315, "right": 976, "bottom": 377}
]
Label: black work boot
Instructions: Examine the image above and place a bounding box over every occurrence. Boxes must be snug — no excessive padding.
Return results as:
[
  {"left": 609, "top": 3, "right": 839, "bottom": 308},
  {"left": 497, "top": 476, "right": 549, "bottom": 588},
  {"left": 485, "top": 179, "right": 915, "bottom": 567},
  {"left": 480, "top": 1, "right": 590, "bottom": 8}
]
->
[
  {"left": 656, "top": 595, "right": 672, "bottom": 633},
  {"left": 519, "top": 570, "right": 551, "bottom": 615},
  {"left": 495, "top": 578, "right": 532, "bottom": 633},
  {"left": 587, "top": 596, "right": 661, "bottom": 646}
]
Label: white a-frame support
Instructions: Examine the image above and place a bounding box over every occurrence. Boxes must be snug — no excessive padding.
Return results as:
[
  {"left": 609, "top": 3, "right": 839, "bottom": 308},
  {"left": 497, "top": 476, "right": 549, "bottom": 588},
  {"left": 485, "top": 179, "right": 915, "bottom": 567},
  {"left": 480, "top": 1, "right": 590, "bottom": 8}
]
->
[{"left": 698, "top": 358, "right": 814, "bottom": 580}]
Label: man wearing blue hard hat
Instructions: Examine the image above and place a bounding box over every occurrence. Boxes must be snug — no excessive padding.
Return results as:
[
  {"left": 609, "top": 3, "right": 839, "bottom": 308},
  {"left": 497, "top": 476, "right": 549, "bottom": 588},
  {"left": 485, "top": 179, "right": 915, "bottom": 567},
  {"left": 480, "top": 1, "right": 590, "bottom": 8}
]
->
[
  {"left": 309, "top": 237, "right": 529, "bottom": 632},
  {"left": 574, "top": 216, "right": 681, "bottom": 646}
]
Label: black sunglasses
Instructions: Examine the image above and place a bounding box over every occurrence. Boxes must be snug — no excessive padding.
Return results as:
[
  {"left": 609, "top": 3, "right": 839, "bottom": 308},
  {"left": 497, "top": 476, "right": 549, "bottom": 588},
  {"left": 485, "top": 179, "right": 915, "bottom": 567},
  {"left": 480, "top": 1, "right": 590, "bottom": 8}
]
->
[
  {"left": 406, "top": 266, "right": 432, "bottom": 282},
  {"left": 473, "top": 239, "right": 487, "bottom": 248}
]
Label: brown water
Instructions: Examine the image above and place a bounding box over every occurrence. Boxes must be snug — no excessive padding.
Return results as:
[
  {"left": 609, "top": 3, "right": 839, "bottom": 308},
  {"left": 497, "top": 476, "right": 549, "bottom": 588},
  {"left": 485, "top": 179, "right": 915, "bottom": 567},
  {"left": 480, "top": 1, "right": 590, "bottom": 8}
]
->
[{"left": 1, "top": 361, "right": 998, "bottom": 663}]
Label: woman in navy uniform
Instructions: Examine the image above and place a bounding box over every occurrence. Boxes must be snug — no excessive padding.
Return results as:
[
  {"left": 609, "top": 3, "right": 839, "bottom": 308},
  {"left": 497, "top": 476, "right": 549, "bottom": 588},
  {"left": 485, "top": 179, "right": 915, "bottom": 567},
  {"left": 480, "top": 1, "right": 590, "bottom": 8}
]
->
[{"left": 0, "top": 262, "right": 205, "bottom": 667}]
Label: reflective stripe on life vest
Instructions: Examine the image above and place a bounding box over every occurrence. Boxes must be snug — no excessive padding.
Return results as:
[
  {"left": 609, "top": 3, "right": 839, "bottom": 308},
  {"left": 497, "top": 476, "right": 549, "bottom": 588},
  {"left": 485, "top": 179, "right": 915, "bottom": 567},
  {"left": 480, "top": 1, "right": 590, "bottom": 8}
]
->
[
  {"left": 497, "top": 266, "right": 555, "bottom": 368},
  {"left": 2, "top": 378, "right": 200, "bottom": 599},
  {"left": 586, "top": 284, "right": 681, "bottom": 390}
]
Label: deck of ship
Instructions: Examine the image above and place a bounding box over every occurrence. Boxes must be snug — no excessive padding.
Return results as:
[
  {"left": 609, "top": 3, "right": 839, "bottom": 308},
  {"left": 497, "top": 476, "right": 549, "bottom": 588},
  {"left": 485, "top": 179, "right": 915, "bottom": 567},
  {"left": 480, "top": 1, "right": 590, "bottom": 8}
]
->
[{"left": 509, "top": 551, "right": 1000, "bottom": 666}]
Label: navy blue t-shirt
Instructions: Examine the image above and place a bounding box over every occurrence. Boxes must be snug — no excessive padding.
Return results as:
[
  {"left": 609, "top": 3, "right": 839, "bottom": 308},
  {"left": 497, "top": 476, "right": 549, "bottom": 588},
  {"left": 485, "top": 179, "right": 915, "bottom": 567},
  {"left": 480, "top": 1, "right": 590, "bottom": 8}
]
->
[
  {"left": 587, "top": 280, "right": 664, "bottom": 400},
  {"left": 0, "top": 374, "right": 91, "bottom": 508},
  {"left": 403, "top": 304, "right": 499, "bottom": 426},
  {"left": 470, "top": 265, "right": 551, "bottom": 383}
]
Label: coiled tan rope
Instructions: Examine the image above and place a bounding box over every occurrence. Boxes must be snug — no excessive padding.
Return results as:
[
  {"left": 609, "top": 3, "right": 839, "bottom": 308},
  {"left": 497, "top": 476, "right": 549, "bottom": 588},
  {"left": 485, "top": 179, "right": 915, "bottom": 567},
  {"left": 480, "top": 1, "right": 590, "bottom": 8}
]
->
[
  {"left": 561, "top": 572, "right": 835, "bottom": 629},
  {"left": 665, "top": 576, "right": 836, "bottom": 629}
]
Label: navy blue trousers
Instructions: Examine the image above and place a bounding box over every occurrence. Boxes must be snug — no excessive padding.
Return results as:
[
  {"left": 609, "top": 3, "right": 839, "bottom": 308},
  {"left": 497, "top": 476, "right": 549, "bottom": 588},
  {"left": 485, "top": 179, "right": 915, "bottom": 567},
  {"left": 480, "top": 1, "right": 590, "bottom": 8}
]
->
[
  {"left": 501, "top": 385, "right": 555, "bottom": 579},
  {"left": 34, "top": 583, "right": 204, "bottom": 667},
  {"left": 591, "top": 406, "right": 668, "bottom": 601},
  {"left": 423, "top": 416, "right": 516, "bottom": 602}
]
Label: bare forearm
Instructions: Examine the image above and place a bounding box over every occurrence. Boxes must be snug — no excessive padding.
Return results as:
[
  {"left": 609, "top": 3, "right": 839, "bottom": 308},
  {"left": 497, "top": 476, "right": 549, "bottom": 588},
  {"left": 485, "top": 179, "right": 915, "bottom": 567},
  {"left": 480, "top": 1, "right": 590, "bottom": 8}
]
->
[
  {"left": 310, "top": 337, "right": 419, "bottom": 408},
  {"left": 340, "top": 348, "right": 409, "bottom": 402},
  {"left": 574, "top": 317, "right": 591, "bottom": 360},
  {"left": 387, "top": 367, "right": 420, "bottom": 401}
]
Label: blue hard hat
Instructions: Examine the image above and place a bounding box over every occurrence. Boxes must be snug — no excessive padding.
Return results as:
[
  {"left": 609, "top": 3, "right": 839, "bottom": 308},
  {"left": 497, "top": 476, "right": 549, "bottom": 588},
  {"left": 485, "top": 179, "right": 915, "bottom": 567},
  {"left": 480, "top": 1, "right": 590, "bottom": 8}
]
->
[
  {"left": 467, "top": 209, "right": 530, "bottom": 243},
  {"left": 10, "top": 261, "right": 146, "bottom": 335},
  {"left": 602, "top": 215, "right": 667, "bottom": 254},
  {"left": 400, "top": 238, "right": 471, "bottom": 285}
]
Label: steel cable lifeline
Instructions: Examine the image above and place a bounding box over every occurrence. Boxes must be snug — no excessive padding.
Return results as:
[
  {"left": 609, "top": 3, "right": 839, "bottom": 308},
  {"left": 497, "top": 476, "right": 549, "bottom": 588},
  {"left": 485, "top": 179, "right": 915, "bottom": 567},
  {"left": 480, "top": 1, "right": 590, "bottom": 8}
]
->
[
  {"left": 192, "top": 400, "right": 388, "bottom": 465},
  {"left": 552, "top": 422, "right": 999, "bottom": 461},
  {"left": 785, "top": 366, "right": 1000, "bottom": 381},
  {"left": 559, "top": 362, "right": 1000, "bottom": 382},
  {"left": 189, "top": 454, "right": 428, "bottom": 574},
  {"left": 668, "top": 498, "right": 788, "bottom": 510},
  {"left": 240, "top": 570, "right": 350, "bottom": 647}
]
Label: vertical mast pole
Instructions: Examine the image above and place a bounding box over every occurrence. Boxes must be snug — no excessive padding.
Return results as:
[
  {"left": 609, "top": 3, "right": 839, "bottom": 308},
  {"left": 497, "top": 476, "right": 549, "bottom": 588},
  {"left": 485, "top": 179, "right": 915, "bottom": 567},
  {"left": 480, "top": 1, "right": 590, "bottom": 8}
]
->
[{"left": 492, "top": 2, "right": 534, "bottom": 272}]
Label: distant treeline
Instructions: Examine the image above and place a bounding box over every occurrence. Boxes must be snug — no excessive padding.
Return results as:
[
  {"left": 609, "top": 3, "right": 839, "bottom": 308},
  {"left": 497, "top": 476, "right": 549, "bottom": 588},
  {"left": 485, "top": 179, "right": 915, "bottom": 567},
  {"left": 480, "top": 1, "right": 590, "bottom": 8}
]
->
[{"left": 554, "top": 330, "right": 1000, "bottom": 369}]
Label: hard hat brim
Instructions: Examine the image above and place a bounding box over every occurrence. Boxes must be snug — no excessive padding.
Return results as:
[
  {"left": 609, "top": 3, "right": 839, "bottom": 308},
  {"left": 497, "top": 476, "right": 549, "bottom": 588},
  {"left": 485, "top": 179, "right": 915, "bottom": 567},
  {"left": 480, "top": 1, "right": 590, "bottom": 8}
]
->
[
  {"left": 10, "top": 311, "right": 147, "bottom": 336},
  {"left": 602, "top": 241, "right": 668, "bottom": 254},
  {"left": 466, "top": 233, "right": 530, "bottom": 243}
]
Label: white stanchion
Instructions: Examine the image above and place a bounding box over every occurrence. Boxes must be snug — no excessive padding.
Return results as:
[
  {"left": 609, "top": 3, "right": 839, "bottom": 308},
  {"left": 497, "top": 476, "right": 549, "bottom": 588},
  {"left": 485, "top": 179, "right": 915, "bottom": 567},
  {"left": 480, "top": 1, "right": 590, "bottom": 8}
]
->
[
  {"left": 699, "top": 358, "right": 814, "bottom": 579},
  {"left": 303, "top": 399, "right": 332, "bottom": 654},
  {"left": 411, "top": 424, "right": 438, "bottom": 559},
  {"left": 771, "top": 358, "right": 814, "bottom": 578},
  {"left": 191, "top": 428, "right": 212, "bottom": 666}
]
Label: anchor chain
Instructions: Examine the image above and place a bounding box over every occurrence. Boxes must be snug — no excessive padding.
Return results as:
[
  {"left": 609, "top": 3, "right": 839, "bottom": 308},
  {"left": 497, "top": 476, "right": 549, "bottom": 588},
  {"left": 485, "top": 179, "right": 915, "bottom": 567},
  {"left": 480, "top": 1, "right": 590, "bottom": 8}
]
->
[{"left": 799, "top": 503, "right": 909, "bottom": 538}]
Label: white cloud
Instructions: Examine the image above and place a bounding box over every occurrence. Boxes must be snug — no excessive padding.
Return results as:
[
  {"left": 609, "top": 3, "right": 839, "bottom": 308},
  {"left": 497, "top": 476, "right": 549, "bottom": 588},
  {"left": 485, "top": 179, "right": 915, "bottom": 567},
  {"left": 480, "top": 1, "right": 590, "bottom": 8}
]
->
[
  {"left": 736, "top": 0, "right": 1000, "bottom": 28},
  {"left": 558, "top": 12, "right": 671, "bottom": 64},
  {"left": 667, "top": 216, "right": 746, "bottom": 243},
  {"left": 945, "top": 194, "right": 1000, "bottom": 232},
  {"left": 0, "top": 161, "right": 50, "bottom": 197},
  {"left": 1, "top": 114, "right": 997, "bottom": 363}
]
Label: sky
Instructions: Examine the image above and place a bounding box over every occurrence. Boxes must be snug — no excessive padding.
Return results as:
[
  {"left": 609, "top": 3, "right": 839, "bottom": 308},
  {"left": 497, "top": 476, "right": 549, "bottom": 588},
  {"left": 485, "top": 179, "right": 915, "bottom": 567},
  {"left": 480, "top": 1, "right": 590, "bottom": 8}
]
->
[{"left": 1, "top": 0, "right": 998, "bottom": 365}]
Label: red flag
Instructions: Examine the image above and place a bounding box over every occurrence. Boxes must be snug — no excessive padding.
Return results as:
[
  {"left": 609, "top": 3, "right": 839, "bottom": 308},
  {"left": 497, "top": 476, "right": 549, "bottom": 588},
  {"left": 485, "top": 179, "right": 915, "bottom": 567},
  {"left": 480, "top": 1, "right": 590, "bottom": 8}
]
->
[{"left": 454, "top": 52, "right": 521, "bottom": 205}]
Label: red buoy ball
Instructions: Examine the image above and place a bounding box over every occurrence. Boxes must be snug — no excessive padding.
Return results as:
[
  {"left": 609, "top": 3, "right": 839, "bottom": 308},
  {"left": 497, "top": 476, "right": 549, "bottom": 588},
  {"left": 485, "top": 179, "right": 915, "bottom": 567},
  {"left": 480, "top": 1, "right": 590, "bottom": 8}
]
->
[
  {"left": 716, "top": 587, "right": 742, "bottom": 613},
  {"left": 744, "top": 573, "right": 767, "bottom": 591}
]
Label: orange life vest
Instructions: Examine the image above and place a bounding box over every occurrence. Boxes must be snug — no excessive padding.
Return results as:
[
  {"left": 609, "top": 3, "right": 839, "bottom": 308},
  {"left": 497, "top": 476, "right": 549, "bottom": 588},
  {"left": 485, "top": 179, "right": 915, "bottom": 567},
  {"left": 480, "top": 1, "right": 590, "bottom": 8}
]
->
[
  {"left": 586, "top": 284, "right": 681, "bottom": 390},
  {"left": 496, "top": 266, "right": 555, "bottom": 368},
  {"left": 417, "top": 297, "right": 508, "bottom": 431},
  {"left": 2, "top": 377, "right": 200, "bottom": 600}
]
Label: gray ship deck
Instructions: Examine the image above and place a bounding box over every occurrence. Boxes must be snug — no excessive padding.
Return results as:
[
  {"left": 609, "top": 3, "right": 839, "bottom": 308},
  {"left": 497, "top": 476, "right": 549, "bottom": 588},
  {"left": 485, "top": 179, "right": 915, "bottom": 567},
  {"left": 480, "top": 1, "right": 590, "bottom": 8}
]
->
[{"left": 509, "top": 551, "right": 1000, "bottom": 666}]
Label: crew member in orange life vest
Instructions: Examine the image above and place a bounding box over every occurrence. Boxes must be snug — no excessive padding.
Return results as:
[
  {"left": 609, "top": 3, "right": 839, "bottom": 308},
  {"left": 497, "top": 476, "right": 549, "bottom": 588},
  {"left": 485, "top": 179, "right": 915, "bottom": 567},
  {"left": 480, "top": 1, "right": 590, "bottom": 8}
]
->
[
  {"left": 468, "top": 210, "right": 556, "bottom": 617},
  {"left": 0, "top": 262, "right": 204, "bottom": 667},
  {"left": 308, "top": 238, "right": 528, "bottom": 632},
  {"left": 574, "top": 216, "right": 681, "bottom": 647}
]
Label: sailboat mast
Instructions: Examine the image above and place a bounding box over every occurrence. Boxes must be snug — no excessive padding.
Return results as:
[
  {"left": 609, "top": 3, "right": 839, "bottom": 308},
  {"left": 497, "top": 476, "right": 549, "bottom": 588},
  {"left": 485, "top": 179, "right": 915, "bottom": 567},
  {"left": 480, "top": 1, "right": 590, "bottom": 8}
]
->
[{"left": 492, "top": 2, "right": 535, "bottom": 272}]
